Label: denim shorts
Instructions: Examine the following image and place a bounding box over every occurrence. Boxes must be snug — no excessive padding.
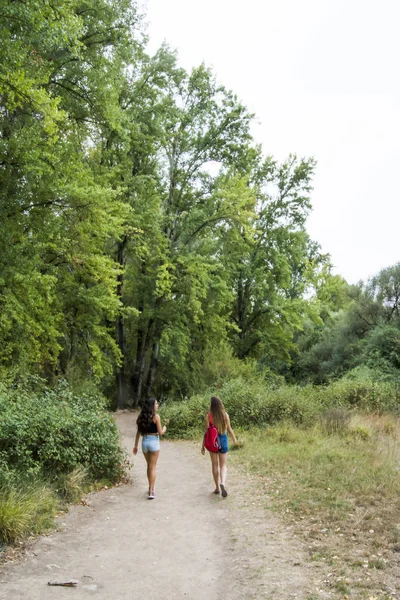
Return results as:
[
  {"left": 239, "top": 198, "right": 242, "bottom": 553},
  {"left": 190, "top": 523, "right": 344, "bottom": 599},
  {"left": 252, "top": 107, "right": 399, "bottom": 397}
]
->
[
  {"left": 142, "top": 435, "right": 160, "bottom": 453},
  {"left": 218, "top": 433, "right": 228, "bottom": 454}
]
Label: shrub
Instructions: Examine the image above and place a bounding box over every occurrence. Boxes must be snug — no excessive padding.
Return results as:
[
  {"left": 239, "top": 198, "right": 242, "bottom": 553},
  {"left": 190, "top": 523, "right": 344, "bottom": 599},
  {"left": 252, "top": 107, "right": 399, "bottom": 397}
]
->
[
  {"left": 316, "top": 379, "right": 397, "bottom": 413},
  {"left": 192, "top": 342, "right": 284, "bottom": 391},
  {"left": 0, "top": 380, "right": 125, "bottom": 547},
  {"left": 161, "top": 377, "right": 323, "bottom": 437},
  {"left": 160, "top": 395, "right": 209, "bottom": 438},
  {"left": 0, "top": 379, "right": 124, "bottom": 481},
  {"left": 161, "top": 375, "right": 399, "bottom": 439}
]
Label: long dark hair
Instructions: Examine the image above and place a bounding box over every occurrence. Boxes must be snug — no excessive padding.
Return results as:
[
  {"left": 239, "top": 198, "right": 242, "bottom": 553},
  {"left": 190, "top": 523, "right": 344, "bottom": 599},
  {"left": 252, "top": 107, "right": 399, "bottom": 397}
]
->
[
  {"left": 137, "top": 398, "right": 157, "bottom": 434},
  {"left": 210, "top": 396, "right": 228, "bottom": 433}
]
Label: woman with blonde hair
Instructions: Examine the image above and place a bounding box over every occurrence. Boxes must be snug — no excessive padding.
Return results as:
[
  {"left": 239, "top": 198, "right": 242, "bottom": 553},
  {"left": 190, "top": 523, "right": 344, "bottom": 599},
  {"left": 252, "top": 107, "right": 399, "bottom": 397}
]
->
[{"left": 201, "top": 395, "right": 237, "bottom": 497}]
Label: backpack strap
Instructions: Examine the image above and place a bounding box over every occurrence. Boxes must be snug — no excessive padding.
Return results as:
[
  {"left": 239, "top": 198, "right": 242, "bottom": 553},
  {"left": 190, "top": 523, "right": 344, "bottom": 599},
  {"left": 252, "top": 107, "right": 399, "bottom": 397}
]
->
[{"left": 208, "top": 412, "right": 214, "bottom": 426}]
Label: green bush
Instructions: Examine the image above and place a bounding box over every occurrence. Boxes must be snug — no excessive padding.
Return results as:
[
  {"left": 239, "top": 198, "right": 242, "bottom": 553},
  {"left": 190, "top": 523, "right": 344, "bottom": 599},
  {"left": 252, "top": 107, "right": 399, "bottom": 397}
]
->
[
  {"left": 161, "top": 377, "right": 322, "bottom": 437},
  {"left": 315, "top": 379, "right": 397, "bottom": 413},
  {"left": 0, "top": 379, "right": 124, "bottom": 481},
  {"left": 197, "top": 343, "right": 284, "bottom": 389},
  {"left": 160, "top": 395, "right": 209, "bottom": 438},
  {"left": 160, "top": 375, "right": 399, "bottom": 439},
  {"left": 0, "top": 380, "right": 125, "bottom": 547}
]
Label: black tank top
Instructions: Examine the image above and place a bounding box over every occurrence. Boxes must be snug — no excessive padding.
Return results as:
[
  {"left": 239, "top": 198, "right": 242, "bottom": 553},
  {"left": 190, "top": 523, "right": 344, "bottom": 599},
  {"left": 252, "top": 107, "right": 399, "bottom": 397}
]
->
[{"left": 146, "top": 420, "right": 158, "bottom": 434}]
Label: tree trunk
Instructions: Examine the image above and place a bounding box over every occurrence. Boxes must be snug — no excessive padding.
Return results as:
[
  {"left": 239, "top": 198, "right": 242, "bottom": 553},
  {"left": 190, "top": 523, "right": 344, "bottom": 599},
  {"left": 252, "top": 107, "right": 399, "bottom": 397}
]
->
[
  {"left": 116, "top": 237, "right": 127, "bottom": 409},
  {"left": 236, "top": 270, "right": 247, "bottom": 358},
  {"left": 131, "top": 318, "right": 153, "bottom": 406},
  {"left": 116, "top": 312, "right": 125, "bottom": 409},
  {"left": 145, "top": 339, "right": 160, "bottom": 397}
]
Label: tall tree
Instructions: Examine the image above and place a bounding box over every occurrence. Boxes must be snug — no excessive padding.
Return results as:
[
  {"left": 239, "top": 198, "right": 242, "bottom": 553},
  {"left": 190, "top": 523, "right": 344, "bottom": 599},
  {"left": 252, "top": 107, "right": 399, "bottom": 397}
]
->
[
  {"left": 222, "top": 153, "right": 322, "bottom": 365},
  {"left": 118, "top": 50, "right": 255, "bottom": 404},
  {"left": 0, "top": 0, "right": 140, "bottom": 381}
]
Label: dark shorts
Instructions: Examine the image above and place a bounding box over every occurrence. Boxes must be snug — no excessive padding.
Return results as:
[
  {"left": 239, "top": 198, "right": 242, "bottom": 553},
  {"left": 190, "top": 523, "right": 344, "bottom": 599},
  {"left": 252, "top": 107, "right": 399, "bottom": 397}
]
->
[{"left": 218, "top": 433, "right": 228, "bottom": 454}]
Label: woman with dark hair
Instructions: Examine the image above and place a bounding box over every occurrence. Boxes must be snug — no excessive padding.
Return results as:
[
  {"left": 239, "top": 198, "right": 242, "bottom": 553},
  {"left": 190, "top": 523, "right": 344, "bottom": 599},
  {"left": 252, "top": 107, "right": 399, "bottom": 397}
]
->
[
  {"left": 201, "top": 396, "right": 237, "bottom": 497},
  {"left": 133, "top": 398, "right": 167, "bottom": 499}
]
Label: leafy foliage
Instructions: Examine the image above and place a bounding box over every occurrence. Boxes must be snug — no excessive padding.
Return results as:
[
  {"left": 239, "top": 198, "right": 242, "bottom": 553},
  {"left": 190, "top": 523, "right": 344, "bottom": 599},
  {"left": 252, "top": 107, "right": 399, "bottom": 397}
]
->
[
  {"left": 161, "top": 375, "right": 399, "bottom": 439},
  {"left": 2, "top": 2, "right": 400, "bottom": 555},
  {"left": 289, "top": 265, "right": 400, "bottom": 384},
  {"left": 2, "top": 0, "right": 400, "bottom": 411},
  {"left": 0, "top": 380, "right": 124, "bottom": 480}
]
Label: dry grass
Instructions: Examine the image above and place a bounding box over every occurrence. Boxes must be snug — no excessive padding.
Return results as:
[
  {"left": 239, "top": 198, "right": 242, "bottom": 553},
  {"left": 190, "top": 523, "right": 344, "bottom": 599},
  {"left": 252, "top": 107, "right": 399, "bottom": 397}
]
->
[
  {"left": 0, "top": 466, "right": 89, "bottom": 548},
  {"left": 56, "top": 466, "right": 89, "bottom": 503},
  {"left": 0, "top": 482, "right": 58, "bottom": 545},
  {"left": 231, "top": 414, "right": 400, "bottom": 598}
]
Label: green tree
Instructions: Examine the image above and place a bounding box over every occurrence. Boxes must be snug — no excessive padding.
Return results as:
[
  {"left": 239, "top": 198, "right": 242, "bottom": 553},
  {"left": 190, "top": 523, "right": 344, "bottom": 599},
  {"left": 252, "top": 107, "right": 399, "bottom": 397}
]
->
[
  {"left": 223, "top": 154, "right": 322, "bottom": 366},
  {"left": 367, "top": 263, "right": 400, "bottom": 324},
  {"left": 290, "top": 266, "right": 400, "bottom": 383},
  {"left": 0, "top": 0, "right": 140, "bottom": 381},
  {"left": 117, "top": 51, "right": 255, "bottom": 404}
]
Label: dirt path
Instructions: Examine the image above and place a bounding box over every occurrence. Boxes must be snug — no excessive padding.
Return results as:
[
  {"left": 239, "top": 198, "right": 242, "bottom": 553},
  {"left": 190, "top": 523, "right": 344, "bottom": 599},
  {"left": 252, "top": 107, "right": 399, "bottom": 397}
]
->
[{"left": 0, "top": 412, "right": 332, "bottom": 599}]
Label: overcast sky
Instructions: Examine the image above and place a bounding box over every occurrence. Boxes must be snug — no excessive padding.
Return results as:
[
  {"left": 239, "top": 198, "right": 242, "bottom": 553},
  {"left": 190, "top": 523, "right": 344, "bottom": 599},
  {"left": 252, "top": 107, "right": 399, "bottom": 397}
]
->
[{"left": 144, "top": 0, "right": 400, "bottom": 284}]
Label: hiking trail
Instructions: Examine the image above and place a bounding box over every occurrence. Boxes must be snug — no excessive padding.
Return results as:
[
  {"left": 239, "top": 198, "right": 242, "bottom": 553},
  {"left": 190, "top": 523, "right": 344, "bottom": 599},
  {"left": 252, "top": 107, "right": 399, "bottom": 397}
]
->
[{"left": 0, "top": 411, "right": 332, "bottom": 599}]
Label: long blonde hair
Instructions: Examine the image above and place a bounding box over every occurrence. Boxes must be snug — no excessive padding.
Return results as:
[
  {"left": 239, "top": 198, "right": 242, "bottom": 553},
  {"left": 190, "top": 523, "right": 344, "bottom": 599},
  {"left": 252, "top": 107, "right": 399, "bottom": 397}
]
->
[{"left": 210, "top": 396, "right": 228, "bottom": 434}]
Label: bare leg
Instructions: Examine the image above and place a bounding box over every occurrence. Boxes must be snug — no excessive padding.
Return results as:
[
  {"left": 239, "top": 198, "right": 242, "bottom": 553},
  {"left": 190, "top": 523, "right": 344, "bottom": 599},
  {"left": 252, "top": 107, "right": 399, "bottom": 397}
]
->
[
  {"left": 210, "top": 452, "right": 220, "bottom": 493},
  {"left": 143, "top": 452, "right": 151, "bottom": 493},
  {"left": 219, "top": 453, "right": 228, "bottom": 497},
  {"left": 147, "top": 450, "right": 160, "bottom": 493}
]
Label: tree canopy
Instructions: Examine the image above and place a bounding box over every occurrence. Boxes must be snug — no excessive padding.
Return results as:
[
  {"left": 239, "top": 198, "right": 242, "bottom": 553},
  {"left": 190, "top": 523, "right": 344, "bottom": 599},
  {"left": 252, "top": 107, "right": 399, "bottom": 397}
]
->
[{"left": 1, "top": 0, "right": 398, "bottom": 404}]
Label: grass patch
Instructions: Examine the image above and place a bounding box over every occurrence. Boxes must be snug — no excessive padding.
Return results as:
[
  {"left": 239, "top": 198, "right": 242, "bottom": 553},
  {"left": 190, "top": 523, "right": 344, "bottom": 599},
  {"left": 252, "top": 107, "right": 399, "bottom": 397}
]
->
[
  {"left": 0, "top": 472, "right": 116, "bottom": 549},
  {"left": 55, "top": 466, "right": 89, "bottom": 504},
  {"left": 0, "top": 466, "right": 115, "bottom": 548},
  {"left": 227, "top": 414, "right": 400, "bottom": 597},
  {"left": 0, "top": 479, "right": 58, "bottom": 545},
  {"left": 230, "top": 415, "right": 400, "bottom": 541},
  {"left": 332, "top": 580, "right": 349, "bottom": 594}
]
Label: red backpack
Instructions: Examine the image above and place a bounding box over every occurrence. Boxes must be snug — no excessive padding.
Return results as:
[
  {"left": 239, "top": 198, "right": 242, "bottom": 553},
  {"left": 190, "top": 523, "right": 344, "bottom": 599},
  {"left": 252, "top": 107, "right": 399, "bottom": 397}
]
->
[{"left": 204, "top": 413, "right": 219, "bottom": 453}]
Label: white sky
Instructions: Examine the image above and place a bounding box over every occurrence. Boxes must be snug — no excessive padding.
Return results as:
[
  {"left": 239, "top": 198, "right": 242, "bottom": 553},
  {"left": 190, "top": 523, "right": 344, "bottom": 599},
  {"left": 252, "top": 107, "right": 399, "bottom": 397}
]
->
[{"left": 144, "top": 0, "right": 400, "bottom": 284}]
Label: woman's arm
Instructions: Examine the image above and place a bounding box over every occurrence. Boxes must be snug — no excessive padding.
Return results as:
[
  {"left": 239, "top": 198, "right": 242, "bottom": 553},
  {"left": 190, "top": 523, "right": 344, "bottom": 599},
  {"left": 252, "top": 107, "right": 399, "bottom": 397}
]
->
[
  {"left": 226, "top": 414, "right": 237, "bottom": 444},
  {"left": 201, "top": 413, "right": 209, "bottom": 454},
  {"left": 133, "top": 429, "right": 140, "bottom": 455},
  {"left": 154, "top": 414, "right": 166, "bottom": 435}
]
